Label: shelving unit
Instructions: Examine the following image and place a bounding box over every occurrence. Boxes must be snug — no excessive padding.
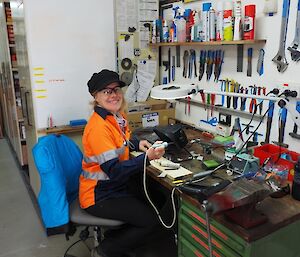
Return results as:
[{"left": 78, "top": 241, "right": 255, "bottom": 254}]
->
[
  {"left": 149, "top": 39, "right": 266, "bottom": 47},
  {"left": 0, "top": 2, "right": 27, "bottom": 168}
]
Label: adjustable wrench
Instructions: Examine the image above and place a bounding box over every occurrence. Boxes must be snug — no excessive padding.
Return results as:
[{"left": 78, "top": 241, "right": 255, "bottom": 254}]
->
[
  {"left": 272, "top": 0, "right": 290, "bottom": 72},
  {"left": 287, "top": 0, "right": 300, "bottom": 61}
]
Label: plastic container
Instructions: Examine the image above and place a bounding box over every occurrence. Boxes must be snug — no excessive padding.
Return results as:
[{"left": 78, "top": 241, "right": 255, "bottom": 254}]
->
[
  {"left": 233, "top": 0, "right": 242, "bottom": 40},
  {"left": 244, "top": 5, "right": 256, "bottom": 40},
  {"left": 278, "top": 151, "right": 300, "bottom": 181},
  {"left": 176, "top": 17, "right": 186, "bottom": 42},
  {"left": 253, "top": 144, "right": 300, "bottom": 181},
  {"left": 253, "top": 144, "right": 288, "bottom": 165},
  {"left": 216, "top": 2, "right": 224, "bottom": 41},
  {"left": 223, "top": 1, "right": 233, "bottom": 41},
  {"left": 209, "top": 7, "right": 216, "bottom": 41},
  {"left": 162, "top": 19, "right": 169, "bottom": 42}
]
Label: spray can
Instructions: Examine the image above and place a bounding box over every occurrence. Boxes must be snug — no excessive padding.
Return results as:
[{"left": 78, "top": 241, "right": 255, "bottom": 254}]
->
[
  {"left": 162, "top": 20, "right": 169, "bottom": 42},
  {"left": 233, "top": 0, "right": 242, "bottom": 40},
  {"left": 216, "top": 2, "right": 224, "bottom": 41},
  {"left": 202, "top": 3, "right": 212, "bottom": 42},
  {"left": 223, "top": 1, "right": 233, "bottom": 41},
  {"left": 209, "top": 7, "right": 216, "bottom": 41},
  {"left": 292, "top": 157, "right": 300, "bottom": 200},
  {"left": 244, "top": 5, "right": 256, "bottom": 40}
]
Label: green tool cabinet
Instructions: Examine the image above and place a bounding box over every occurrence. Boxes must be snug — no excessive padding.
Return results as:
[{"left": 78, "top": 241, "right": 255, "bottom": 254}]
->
[{"left": 178, "top": 197, "right": 300, "bottom": 257}]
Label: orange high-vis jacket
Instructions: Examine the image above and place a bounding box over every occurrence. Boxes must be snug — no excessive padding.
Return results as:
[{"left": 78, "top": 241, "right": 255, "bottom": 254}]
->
[{"left": 79, "top": 106, "right": 145, "bottom": 209}]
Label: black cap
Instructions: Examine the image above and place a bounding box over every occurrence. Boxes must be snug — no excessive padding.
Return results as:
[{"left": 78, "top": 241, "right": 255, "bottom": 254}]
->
[{"left": 87, "top": 69, "right": 126, "bottom": 95}]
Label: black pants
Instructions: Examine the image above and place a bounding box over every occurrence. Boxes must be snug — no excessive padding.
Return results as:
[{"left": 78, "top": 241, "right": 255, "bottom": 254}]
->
[{"left": 85, "top": 173, "right": 160, "bottom": 257}]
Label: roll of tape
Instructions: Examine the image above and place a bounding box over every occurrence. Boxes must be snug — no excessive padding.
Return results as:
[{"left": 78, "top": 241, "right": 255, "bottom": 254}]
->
[
  {"left": 120, "top": 72, "right": 133, "bottom": 86},
  {"left": 121, "top": 58, "right": 132, "bottom": 70}
]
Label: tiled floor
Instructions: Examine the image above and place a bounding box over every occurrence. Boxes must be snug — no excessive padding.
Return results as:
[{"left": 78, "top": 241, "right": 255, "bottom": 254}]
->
[{"left": 0, "top": 138, "right": 177, "bottom": 257}]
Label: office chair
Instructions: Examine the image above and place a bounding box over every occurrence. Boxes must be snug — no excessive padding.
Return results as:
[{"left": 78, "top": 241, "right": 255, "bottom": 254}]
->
[{"left": 32, "top": 134, "right": 124, "bottom": 257}]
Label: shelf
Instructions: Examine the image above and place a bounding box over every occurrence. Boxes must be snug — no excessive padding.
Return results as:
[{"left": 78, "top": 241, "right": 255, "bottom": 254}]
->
[
  {"left": 149, "top": 39, "right": 266, "bottom": 47},
  {"left": 38, "top": 125, "right": 85, "bottom": 135},
  {"left": 9, "top": 44, "right": 16, "bottom": 47},
  {"left": 12, "top": 68, "right": 18, "bottom": 71}
]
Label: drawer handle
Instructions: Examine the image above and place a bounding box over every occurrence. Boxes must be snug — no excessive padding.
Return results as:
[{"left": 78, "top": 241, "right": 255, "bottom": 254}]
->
[
  {"left": 192, "top": 234, "right": 221, "bottom": 257},
  {"left": 192, "top": 225, "right": 222, "bottom": 249},
  {"left": 189, "top": 210, "right": 228, "bottom": 240}
]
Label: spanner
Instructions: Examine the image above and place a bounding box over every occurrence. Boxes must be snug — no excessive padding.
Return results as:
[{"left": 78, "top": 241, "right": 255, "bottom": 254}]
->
[
  {"left": 287, "top": 0, "right": 300, "bottom": 61},
  {"left": 272, "top": 0, "right": 290, "bottom": 72}
]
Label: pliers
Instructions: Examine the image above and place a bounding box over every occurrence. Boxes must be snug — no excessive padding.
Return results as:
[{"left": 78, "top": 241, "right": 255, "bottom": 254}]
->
[
  {"left": 198, "top": 50, "right": 206, "bottom": 81},
  {"left": 214, "top": 50, "right": 223, "bottom": 82},
  {"left": 183, "top": 50, "right": 189, "bottom": 78},
  {"left": 206, "top": 50, "right": 214, "bottom": 81}
]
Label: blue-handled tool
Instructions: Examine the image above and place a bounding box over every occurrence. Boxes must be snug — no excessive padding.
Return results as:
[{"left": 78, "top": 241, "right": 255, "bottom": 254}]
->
[
  {"left": 264, "top": 100, "right": 275, "bottom": 143},
  {"left": 172, "top": 56, "right": 175, "bottom": 81},
  {"left": 220, "top": 80, "right": 225, "bottom": 106},
  {"left": 278, "top": 107, "right": 288, "bottom": 146}
]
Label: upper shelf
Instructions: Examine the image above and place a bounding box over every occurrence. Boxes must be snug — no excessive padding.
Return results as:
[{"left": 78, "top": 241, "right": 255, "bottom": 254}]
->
[{"left": 149, "top": 39, "right": 266, "bottom": 47}]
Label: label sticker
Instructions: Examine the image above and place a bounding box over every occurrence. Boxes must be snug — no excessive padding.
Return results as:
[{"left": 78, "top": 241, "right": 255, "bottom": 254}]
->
[{"left": 142, "top": 112, "right": 159, "bottom": 127}]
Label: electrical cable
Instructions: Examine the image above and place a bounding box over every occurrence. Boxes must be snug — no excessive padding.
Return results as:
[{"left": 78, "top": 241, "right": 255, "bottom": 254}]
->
[
  {"left": 227, "top": 101, "right": 274, "bottom": 168},
  {"left": 240, "top": 89, "right": 278, "bottom": 135},
  {"left": 63, "top": 236, "right": 93, "bottom": 257},
  {"left": 143, "top": 151, "right": 178, "bottom": 229}
]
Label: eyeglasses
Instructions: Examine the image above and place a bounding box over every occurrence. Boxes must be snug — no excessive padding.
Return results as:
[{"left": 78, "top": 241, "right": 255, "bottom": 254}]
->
[{"left": 100, "top": 87, "right": 123, "bottom": 95}]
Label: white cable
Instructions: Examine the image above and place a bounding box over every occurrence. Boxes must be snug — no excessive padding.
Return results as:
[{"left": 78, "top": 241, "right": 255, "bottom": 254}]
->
[{"left": 143, "top": 152, "right": 177, "bottom": 229}]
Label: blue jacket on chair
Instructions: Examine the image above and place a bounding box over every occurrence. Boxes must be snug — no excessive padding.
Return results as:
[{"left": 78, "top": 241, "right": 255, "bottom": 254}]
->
[{"left": 32, "top": 134, "right": 83, "bottom": 235}]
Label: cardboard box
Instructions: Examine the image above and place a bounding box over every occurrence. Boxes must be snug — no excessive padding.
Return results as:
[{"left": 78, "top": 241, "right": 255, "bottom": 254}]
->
[
  {"left": 127, "top": 100, "right": 175, "bottom": 131},
  {"left": 127, "top": 99, "right": 170, "bottom": 113}
]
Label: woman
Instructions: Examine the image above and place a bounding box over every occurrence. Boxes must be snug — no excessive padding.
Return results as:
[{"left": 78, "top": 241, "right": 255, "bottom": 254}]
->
[{"left": 79, "top": 69, "right": 165, "bottom": 257}]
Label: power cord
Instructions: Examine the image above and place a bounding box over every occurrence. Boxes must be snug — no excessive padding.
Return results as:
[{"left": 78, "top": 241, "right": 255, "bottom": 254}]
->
[
  {"left": 143, "top": 150, "right": 178, "bottom": 229},
  {"left": 227, "top": 101, "right": 274, "bottom": 169}
]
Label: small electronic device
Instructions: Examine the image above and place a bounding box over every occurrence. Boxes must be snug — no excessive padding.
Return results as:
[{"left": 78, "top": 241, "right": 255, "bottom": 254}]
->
[
  {"left": 229, "top": 153, "right": 259, "bottom": 175},
  {"left": 153, "top": 124, "right": 188, "bottom": 149},
  {"left": 151, "top": 142, "right": 168, "bottom": 149}
]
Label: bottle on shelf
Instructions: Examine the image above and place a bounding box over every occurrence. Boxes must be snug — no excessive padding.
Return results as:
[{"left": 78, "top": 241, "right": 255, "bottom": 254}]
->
[
  {"left": 216, "top": 2, "right": 224, "bottom": 41},
  {"left": 233, "top": 0, "right": 243, "bottom": 41},
  {"left": 244, "top": 5, "right": 256, "bottom": 40},
  {"left": 202, "top": 3, "right": 212, "bottom": 42},
  {"left": 223, "top": 1, "right": 233, "bottom": 41}
]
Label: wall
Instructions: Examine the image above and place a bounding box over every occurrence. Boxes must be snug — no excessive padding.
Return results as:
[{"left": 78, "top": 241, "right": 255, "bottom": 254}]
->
[{"left": 160, "top": 0, "right": 300, "bottom": 151}]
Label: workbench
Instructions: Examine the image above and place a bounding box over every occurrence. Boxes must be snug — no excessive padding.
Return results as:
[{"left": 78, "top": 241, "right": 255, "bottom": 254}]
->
[{"left": 143, "top": 126, "right": 300, "bottom": 257}]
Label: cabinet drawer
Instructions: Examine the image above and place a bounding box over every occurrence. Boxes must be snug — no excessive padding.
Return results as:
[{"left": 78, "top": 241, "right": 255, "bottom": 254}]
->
[
  {"left": 180, "top": 200, "right": 247, "bottom": 254},
  {"left": 180, "top": 215, "right": 242, "bottom": 257},
  {"left": 179, "top": 236, "right": 207, "bottom": 257}
]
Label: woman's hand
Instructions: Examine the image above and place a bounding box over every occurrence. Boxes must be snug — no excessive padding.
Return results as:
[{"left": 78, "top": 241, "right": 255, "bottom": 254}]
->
[
  {"left": 139, "top": 140, "right": 152, "bottom": 152},
  {"left": 146, "top": 141, "right": 165, "bottom": 161}
]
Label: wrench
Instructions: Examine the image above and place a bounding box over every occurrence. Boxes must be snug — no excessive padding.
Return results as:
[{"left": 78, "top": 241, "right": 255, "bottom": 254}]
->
[
  {"left": 272, "top": 0, "right": 291, "bottom": 72},
  {"left": 287, "top": 0, "right": 300, "bottom": 61}
]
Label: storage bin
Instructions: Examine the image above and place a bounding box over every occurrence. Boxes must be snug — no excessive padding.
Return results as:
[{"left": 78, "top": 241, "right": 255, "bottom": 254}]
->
[
  {"left": 254, "top": 144, "right": 300, "bottom": 181},
  {"left": 253, "top": 144, "right": 288, "bottom": 165}
]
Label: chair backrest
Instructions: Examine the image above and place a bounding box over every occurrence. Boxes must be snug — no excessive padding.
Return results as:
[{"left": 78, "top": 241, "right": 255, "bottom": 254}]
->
[{"left": 32, "top": 134, "right": 83, "bottom": 235}]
